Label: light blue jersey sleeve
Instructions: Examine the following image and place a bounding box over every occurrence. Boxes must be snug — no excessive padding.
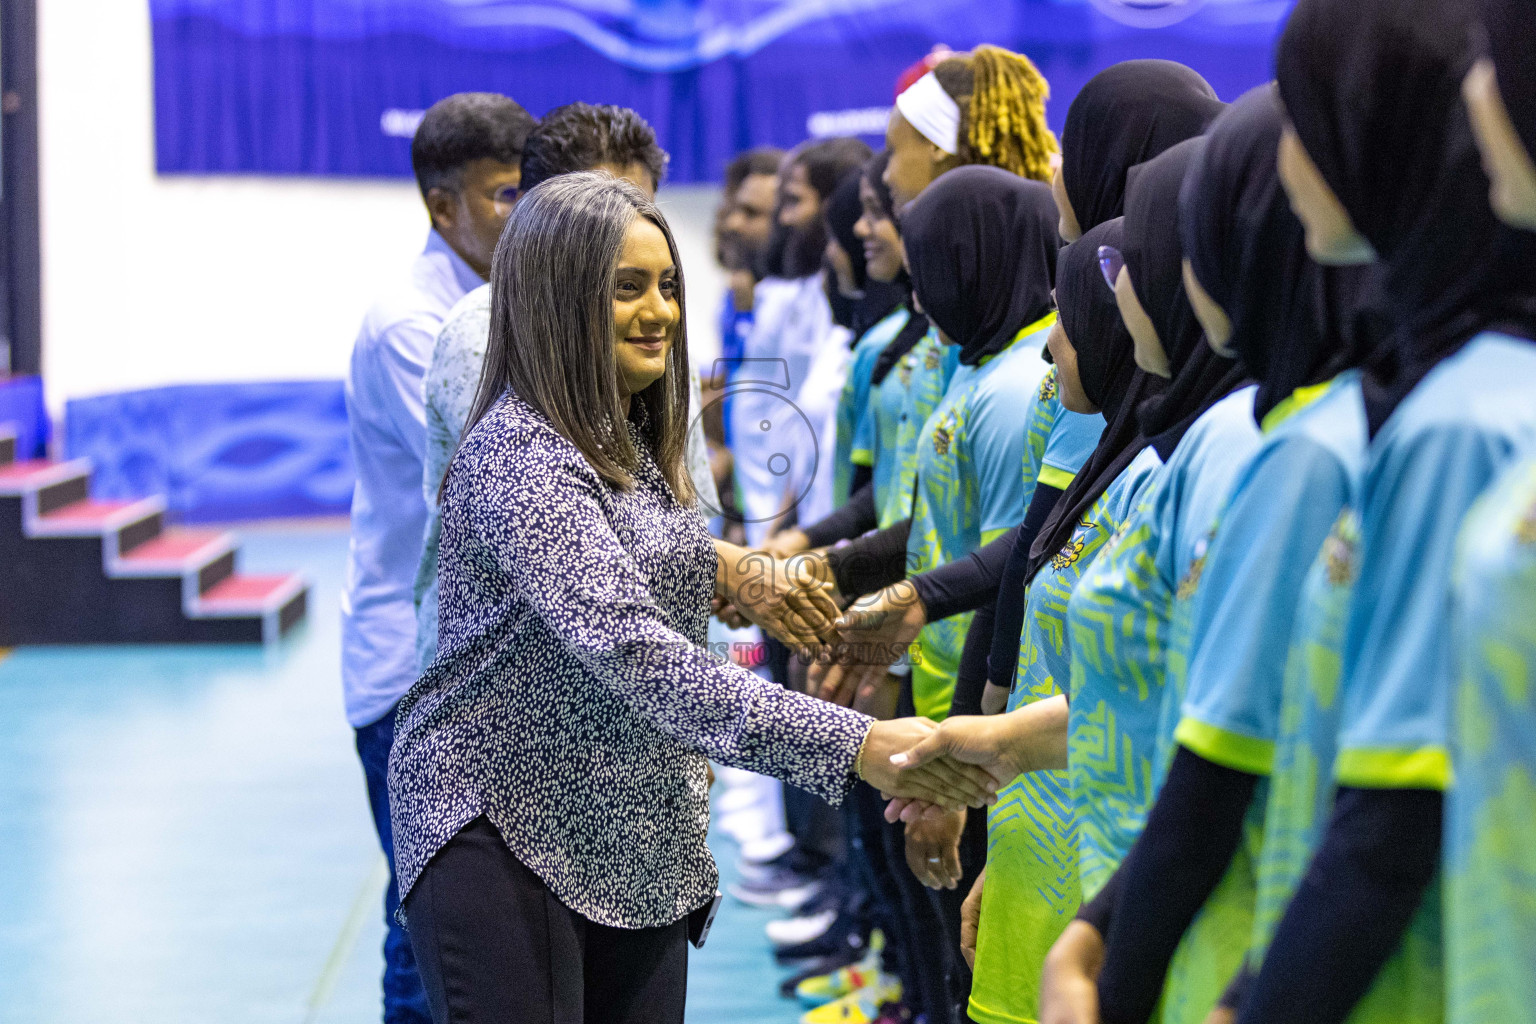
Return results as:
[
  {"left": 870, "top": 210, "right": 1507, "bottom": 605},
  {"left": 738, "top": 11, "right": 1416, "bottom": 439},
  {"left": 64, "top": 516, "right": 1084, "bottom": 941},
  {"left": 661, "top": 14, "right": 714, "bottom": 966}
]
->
[
  {"left": 1175, "top": 435, "right": 1355, "bottom": 774},
  {"left": 1041, "top": 408, "right": 1106, "bottom": 490},
  {"left": 1336, "top": 420, "right": 1517, "bottom": 790},
  {"left": 968, "top": 363, "right": 1041, "bottom": 538}
]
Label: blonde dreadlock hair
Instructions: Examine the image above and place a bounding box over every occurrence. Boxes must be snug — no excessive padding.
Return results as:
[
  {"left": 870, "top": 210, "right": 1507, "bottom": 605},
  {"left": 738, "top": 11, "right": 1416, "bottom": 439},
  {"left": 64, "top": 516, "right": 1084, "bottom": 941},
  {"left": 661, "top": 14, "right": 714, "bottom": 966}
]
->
[{"left": 933, "top": 45, "right": 1059, "bottom": 183}]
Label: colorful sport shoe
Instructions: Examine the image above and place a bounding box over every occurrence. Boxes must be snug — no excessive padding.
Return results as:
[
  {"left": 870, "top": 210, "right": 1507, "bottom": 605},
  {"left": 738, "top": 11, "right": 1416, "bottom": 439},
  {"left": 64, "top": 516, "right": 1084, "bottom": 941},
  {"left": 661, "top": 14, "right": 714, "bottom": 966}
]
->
[
  {"left": 798, "top": 975, "right": 902, "bottom": 1024},
  {"left": 794, "top": 961, "right": 878, "bottom": 1006}
]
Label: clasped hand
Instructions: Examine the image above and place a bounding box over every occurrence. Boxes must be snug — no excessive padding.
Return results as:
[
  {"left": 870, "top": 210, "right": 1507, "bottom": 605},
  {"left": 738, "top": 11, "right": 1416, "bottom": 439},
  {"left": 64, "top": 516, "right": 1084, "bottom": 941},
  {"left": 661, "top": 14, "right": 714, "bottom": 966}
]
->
[
  {"left": 714, "top": 540, "right": 840, "bottom": 651},
  {"left": 857, "top": 718, "right": 1005, "bottom": 813}
]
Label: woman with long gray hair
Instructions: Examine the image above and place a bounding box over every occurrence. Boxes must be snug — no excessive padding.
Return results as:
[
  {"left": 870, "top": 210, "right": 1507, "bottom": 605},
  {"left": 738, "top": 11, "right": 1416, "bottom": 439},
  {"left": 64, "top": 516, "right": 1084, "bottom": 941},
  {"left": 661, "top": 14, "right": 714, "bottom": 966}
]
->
[{"left": 386, "top": 171, "right": 999, "bottom": 1023}]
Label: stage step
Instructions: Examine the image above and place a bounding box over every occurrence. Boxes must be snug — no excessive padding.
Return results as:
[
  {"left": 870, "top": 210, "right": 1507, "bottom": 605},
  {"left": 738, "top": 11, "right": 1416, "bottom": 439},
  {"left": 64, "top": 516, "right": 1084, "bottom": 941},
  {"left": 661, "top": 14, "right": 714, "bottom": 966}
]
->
[{"left": 0, "top": 450, "right": 309, "bottom": 645}]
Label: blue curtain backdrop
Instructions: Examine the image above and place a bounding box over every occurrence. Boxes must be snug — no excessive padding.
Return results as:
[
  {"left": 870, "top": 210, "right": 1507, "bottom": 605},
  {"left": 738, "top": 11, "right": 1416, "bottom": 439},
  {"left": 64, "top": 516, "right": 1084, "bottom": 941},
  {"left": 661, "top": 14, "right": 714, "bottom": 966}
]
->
[{"left": 151, "top": 0, "right": 1295, "bottom": 184}]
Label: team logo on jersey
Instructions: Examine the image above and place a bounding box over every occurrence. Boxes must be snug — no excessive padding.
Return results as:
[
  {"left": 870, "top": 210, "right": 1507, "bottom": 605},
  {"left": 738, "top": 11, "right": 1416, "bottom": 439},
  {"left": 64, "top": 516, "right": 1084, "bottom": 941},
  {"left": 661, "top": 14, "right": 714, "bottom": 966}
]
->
[
  {"left": 924, "top": 345, "right": 943, "bottom": 371},
  {"left": 1038, "top": 372, "right": 1058, "bottom": 402},
  {"left": 1324, "top": 512, "right": 1360, "bottom": 586},
  {"left": 1176, "top": 531, "right": 1214, "bottom": 600},
  {"left": 933, "top": 415, "right": 955, "bottom": 456},
  {"left": 1052, "top": 518, "right": 1100, "bottom": 571}
]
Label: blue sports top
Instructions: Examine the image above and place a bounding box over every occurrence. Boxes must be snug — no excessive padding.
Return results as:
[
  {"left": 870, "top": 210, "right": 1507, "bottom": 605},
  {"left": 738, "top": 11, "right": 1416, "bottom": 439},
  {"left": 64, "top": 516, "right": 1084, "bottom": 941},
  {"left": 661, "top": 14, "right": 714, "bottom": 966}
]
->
[
  {"left": 1174, "top": 373, "right": 1368, "bottom": 774},
  {"left": 1336, "top": 333, "right": 1536, "bottom": 791}
]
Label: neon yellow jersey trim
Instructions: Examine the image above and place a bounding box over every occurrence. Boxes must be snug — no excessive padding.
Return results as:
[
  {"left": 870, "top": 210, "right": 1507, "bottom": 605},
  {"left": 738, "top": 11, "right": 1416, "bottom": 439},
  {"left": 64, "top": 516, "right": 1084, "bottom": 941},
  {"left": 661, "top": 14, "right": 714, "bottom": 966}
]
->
[
  {"left": 850, "top": 448, "right": 874, "bottom": 467},
  {"left": 1260, "top": 379, "right": 1336, "bottom": 433},
  {"left": 977, "top": 311, "right": 1059, "bottom": 367},
  {"left": 1174, "top": 717, "right": 1276, "bottom": 776},
  {"left": 980, "top": 527, "right": 1011, "bottom": 546},
  {"left": 1334, "top": 746, "right": 1453, "bottom": 790},
  {"left": 966, "top": 993, "right": 1041, "bottom": 1024},
  {"left": 1037, "top": 465, "right": 1077, "bottom": 491}
]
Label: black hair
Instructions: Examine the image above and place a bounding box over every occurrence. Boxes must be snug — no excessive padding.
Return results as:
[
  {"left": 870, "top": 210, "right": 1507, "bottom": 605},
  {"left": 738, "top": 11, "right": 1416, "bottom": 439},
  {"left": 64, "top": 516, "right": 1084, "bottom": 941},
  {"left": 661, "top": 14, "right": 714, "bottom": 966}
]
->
[
  {"left": 520, "top": 103, "right": 669, "bottom": 195},
  {"left": 725, "top": 147, "right": 785, "bottom": 194},
  {"left": 787, "top": 137, "right": 874, "bottom": 200},
  {"left": 411, "top": 93, "right": 536, "bottom": 201}
]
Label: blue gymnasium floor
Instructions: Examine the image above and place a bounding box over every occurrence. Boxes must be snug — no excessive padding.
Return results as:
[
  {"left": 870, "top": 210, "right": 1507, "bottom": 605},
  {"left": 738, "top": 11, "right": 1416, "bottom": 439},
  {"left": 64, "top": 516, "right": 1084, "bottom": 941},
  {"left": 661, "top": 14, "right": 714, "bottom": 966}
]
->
[{"left": 0, "top": 523, "right": 801, "bottom": 1024}]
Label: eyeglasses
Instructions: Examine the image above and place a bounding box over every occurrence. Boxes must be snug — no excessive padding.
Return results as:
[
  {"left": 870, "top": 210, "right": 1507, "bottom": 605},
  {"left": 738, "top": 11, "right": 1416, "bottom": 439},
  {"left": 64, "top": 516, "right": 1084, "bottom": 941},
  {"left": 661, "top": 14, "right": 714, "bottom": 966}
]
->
[
  {"left": 1097, "top": 245, "right": 1125, "bottom": 292},
  {"left": 492, "top": 184, "right": 519, "bottom": 217}
]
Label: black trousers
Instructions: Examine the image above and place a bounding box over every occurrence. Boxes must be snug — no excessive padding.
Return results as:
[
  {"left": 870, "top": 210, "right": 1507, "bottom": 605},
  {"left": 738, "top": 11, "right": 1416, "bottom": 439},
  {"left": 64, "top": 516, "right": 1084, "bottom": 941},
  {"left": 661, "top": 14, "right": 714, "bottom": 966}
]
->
[{"left": 404, "top": 817, "right": 689, "bottom": 1024}]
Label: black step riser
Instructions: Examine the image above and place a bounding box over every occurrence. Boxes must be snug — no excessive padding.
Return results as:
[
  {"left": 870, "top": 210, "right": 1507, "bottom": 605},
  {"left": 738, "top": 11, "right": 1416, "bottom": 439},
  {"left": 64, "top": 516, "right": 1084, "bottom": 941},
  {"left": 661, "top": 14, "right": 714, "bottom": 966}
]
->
[
  {"left": 198, "top": 550, "right": 237, "bottom": 595},
  {"left": 116, "top": 511, "right": 164, "bottom": 555},
  {"left": 35, "top": 474, "right": 89, "bottom": 515}
]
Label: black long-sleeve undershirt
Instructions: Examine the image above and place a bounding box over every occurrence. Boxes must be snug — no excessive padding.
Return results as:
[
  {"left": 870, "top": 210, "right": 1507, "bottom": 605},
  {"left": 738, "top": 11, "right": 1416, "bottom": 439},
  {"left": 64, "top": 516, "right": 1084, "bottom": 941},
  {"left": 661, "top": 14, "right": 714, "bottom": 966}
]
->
[
  {"left": 1232, "top": 787, "right": 1442, "bottom": 1024},
  {"left": 826, "top": 519, "right": 911, "bottom": 600},
  {"left": 949, "top": 600, "right": 995, "bottom": 719},
  {"left": 985, "top": 483, "right": 1064, "bottom": 689},
  {"left": 1095, "top": 747, "right": 1260, "bottom": 1024},
  {"left": 802, "top": 483, "right": 878, "bottom": 549}
]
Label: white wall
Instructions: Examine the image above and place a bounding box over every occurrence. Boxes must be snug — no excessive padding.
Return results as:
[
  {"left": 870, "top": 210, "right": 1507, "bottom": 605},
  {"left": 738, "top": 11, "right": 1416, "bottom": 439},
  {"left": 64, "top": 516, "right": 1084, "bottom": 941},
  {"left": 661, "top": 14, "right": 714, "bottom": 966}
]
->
[{"left": 36, "top": 0, "right": 723, "bottom": 416}]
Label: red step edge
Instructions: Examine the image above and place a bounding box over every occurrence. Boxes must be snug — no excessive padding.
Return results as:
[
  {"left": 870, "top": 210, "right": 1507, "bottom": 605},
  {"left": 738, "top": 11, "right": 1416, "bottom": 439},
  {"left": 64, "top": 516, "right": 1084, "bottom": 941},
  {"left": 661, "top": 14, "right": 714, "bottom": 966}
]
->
[
  {"left": 0, "top": 458, "right": 91, "bottom": 495},
  {"left": 29, "top": 495, "right": 165, "bottom": 538},
  {"left": 114, "top": 527, "right": 235, "bottom": 575},
  {"left": 194, "top": 573, "right": 307, "bottom": 615}
]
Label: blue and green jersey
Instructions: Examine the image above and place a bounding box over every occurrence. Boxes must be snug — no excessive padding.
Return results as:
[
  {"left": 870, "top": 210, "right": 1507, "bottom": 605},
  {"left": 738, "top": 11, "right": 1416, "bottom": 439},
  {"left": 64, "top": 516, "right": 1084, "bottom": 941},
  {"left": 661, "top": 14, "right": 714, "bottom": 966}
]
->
[
  {"left": 1447, "top": 457, "right": 1536, "bottom": 1024},
  {"left": 837, "top": 308, "right": 911, "bottom": 505},
  {"left": 907, "top": 316, "right": 1053, "bottom": 721},
  {"left": 967, "top": 444, "right": 1161, "bottom": 1024}
]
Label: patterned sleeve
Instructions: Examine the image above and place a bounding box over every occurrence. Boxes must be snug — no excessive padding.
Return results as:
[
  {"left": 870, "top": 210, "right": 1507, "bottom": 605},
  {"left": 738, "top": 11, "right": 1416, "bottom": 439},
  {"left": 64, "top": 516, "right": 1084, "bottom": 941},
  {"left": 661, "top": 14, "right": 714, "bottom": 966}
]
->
[{"left": 465, "top": 427, "right": 871, "bottom": 803}]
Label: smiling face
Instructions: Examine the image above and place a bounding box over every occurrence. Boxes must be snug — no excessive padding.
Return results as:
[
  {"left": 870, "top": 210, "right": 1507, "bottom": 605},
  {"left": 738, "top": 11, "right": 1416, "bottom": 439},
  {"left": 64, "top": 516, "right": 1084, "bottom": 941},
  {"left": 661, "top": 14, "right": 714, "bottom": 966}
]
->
[
  {"left": 855, "top": 177, "right": 906, "bottom": 283},
  {"left": 1116, "top": 265, "right": 1170, "bottom": 377},
  {"left": 1182, "top": 259, "right": 1235, "bottom": 356},
  {"left": 1277, "top": 125, "right": 1376, "bottom": 265},
  {"left": 1464, "top": 57, "right": 1536, "bottom": 231},
  {"left": 611, "top": 217, "right": 680, "bottom": 404}
]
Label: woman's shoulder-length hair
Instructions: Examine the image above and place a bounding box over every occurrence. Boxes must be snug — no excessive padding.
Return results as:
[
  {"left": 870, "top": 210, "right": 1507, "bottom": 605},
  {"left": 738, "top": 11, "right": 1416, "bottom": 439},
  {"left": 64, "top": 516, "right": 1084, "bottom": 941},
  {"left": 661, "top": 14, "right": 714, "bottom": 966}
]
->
[{"left": 462, "top": 170, "right": 695, "bottom": 502}]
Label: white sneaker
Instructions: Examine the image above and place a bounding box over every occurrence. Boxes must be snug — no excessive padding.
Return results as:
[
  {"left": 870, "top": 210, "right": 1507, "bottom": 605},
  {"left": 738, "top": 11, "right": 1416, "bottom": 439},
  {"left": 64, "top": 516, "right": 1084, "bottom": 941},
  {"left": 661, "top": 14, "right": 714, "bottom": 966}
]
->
[
  {"left": 738, "top": 832, "right": 795, "bottom": 866},
  {"left": 766, "top": 908, "right": 838, "bottom": 947}
]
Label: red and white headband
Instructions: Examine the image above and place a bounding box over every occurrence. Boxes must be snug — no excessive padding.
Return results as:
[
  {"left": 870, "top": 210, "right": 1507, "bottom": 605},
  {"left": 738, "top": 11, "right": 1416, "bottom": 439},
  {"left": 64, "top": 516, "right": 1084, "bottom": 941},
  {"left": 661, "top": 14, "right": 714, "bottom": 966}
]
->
[{"left": 894, "top": 71, "right": 961, "bottom": 156}]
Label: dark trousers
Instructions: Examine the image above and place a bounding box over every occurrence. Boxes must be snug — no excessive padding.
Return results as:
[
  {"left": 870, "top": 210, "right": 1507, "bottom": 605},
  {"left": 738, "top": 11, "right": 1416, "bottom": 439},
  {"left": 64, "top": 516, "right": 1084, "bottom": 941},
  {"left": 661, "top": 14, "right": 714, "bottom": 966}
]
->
[
  {"left": 926, "top": 805, "right": 989, "bottom": 1024},
  {"left": 356, "top": 703, "right": 432, "bottom": 1024},
  {"left": 404, "top": 817, "right": 690, "bottom": 1024}
]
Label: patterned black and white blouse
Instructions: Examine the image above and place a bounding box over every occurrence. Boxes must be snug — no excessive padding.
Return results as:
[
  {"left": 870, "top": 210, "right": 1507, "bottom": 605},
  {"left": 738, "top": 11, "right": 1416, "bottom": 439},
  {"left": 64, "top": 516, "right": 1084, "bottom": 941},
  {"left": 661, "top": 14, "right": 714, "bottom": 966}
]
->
[{"left": 388, "top": 390, "right": 873, "bottom": 929}]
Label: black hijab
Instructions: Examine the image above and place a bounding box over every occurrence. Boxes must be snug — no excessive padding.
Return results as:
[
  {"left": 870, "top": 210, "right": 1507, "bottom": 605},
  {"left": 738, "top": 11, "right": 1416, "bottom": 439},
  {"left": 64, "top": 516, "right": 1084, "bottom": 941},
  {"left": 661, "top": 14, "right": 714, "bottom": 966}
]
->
[
  {"left": 1180, "top": 85, "right": 1385, "bottom": 423},
  {"left": 1479, "top": 0, "right": 1536, "bottom": 158},
  {"left": 1277, "top": 0, "right": 1536, "bottom": 435},
  {"left": 1125, "top": 138, "right": 1250, "bottom": 458},
  {"left": 1061, "top": 60, "right": 1226, "bottom": 234},
  {"left": 1027, "top": 218, "right": 1167, "bottom": 578},
  {"left": 823, "top": 170, "right": 907, "bottom": 336},
  {"left": 902, "top": 166, "right": 1060, "bottom": 367},
  {"left": 861, "top": 150, "right": 930, "bottom": 386}
]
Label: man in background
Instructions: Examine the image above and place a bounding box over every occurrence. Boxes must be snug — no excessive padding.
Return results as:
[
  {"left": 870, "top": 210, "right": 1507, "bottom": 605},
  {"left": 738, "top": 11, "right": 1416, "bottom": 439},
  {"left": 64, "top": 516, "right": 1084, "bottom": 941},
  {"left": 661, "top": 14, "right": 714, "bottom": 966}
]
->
[
  {"left": 709, "top": 147, "right": 784, "bottom": 513},
  {"left": 342, "top": 91, "right": 534, "bottom": 1024},
  {"left": 412, "top": 103, "right": 709, "bottom": 671}
]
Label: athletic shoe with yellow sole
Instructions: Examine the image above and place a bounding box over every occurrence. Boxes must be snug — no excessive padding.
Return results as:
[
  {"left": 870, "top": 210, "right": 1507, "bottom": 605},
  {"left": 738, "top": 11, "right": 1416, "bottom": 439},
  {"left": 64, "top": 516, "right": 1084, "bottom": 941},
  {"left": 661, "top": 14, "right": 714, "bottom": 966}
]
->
[
  {"left": 794, "top": 961, "right": 880, "bottom": 1006},
  {"left": 798, "top": 975, "right": 902, "bottom": 1024}
]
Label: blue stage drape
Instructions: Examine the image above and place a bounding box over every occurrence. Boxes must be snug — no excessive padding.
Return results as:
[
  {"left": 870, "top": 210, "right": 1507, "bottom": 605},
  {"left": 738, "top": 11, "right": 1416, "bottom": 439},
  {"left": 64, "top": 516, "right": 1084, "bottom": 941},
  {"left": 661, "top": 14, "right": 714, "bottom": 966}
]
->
[{"left": 151, "top": 0, "right": 1293, "bottom": 183}]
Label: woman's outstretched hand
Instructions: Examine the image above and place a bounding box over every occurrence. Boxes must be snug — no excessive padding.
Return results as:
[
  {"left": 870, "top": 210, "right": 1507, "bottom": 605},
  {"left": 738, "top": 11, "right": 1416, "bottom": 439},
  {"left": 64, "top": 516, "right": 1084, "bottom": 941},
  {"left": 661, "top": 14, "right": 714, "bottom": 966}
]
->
[
  {"left": 857, "top": 718, "right": 1002, "bottom": 811},
  {"left": 821, "top": 582, "right": 929, "bottom": 701},
  {"left": 713, "top": 541, "right": 842, "bottom": 650},
  {"left": 881, "top": 699, "right": 1069, "bottom": 823}
]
